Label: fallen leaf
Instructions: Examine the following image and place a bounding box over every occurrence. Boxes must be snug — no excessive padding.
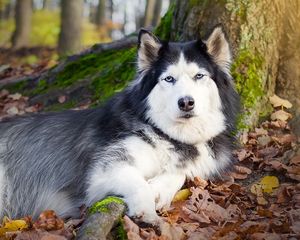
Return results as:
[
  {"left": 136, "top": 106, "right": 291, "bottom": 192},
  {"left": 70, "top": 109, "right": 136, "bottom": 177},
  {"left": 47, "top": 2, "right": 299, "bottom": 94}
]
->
[
  {"left": 250, "top": 184, "right": 268, "bottom": 205},
  {"left": 271, "top": 110, "right": 292, "bottom": 121},
  {"left": 287, "top": 174, "right": 300, "bottom": 181},
  {"left": 0, "top": 89, "right": 9, "bottom": 98},
  {"left": 6, "top": 106, "right": 19, "bottom": 115},
  {"left": 33, "top": 210, "right": 64, "bottom": 231},
  {"left": 250, "top": 232, "right": 281, "bottom": 240},
  {"left": 269, "top": 94, "right": 293, "bottom": 108},
  {"left": 0, "top": 217, "right": 28, "bottom": 236},
  {"left": 257, "top": 146, "right": 279, "bottom": 159},
  {"left": 271, "top": 134, "right": 296, "bottom": 145},
  {"left": 254, "top": 127, "right": 268, "bottom": 136},
  {"left": 8, "top": 93, "right": 22, "bottom": 101},
  {"left": 260, "top": 176, "right": 280, "bottom": 193},
  {"left": 257, "top": 135, "right": 271, "bottom": 146},
  {"left": 172, "top": 189, "right": 191, "bottom": 202},
  {"left": 193, "top": 177, "right": 208, "bottom": 189},
  {"left": 230, "top": 165, "right": 252, "bottom": 180},
  {"left": 290, "top": 155, "right": 300, "bottom": 165}
]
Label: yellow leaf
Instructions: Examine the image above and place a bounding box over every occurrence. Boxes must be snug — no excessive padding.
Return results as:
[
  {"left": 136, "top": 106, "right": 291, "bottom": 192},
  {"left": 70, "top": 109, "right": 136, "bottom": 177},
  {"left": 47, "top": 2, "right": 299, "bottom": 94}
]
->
[
  {"left": 0, "top": 218, "right": 28, "bottom": 236},
  {"left": 172, "top": 188, "right": 191, "bottom": 202},
  {"left": 269, "top": 95, "right": 292, "bottom": 108},
  {"left": 260, "top": 176, "right": 279, "bottom": 193}
]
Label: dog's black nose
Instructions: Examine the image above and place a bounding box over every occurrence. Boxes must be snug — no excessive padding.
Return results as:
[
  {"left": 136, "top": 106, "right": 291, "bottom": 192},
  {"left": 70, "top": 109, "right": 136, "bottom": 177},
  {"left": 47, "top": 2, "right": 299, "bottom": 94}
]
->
[{"left": 178, "top": 96, "right": 194, "bottom": 112}]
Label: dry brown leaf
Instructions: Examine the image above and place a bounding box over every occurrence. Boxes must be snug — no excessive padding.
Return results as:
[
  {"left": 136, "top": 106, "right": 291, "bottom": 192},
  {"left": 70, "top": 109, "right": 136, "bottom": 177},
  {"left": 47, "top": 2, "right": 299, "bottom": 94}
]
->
[
  {"left": 271, "top": 110, "right": 292, "bottom": 121},
  {"left": 257, "top": 146, "right": 279, "bottom": 159},
  {"left": 240, "top": 130, "right": 249, "bottom": 144},
  {"left": 6, "top": 106, "right": 19, "bottom": 115},
  {"left": 257, "top": 135, "right": 271, "bottom": 146},
  {"left": 270, "top": 120, "right": 288, "bottom": 129},
  {"left": 272, "top": 134, "right": 296, "bottom": 145},
  {"left": 0, "top": 89, "right": 9, "bottom": 98},
  {"left": 290, "top": 155, "right": 300, "bottom": 165},
  {"left": 249, "top": 232, "right": 281, "bottom": 240},
  {"left": 33, "top": 210, "right": 64, "bottom": 231},
  {"left": 287, "top": 174, "right": 300, "bottom": 181},
  {"left": 269, "top": 94, "right": 293, "bottom": 108},
  {"left": 193, "top": 177, "right": 208, "bottom": 189},
  {"left": 184, "top": 187, "right": 239, "bottom": 224},
  {"left": 266, "top": 160, "right": 285, "bottom": 171},
  {"left": 230, "top": 165, "right": 252, "bottom": 180},
  {"left": 15, "top": 230, "right": 68, "bottom": 240},
  {"left": 8, "top": 93, "right": 22, "bottom": 101},
  {"left": 250, "top": 184, "right": 268, "bottom": 205}
]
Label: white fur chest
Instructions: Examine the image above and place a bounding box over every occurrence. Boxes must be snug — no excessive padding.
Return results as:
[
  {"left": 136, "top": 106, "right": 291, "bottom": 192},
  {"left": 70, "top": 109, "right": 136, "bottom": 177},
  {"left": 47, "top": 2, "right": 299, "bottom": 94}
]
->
[{"left": 123, "top": 133, "right": 219, "bottom": 180}]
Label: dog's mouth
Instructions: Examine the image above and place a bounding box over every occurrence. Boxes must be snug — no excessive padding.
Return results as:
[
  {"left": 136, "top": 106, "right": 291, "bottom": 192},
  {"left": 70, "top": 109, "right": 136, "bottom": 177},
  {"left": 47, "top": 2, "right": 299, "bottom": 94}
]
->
[{"left": 178, "top": 112, "right": 195, "bottom": 119}]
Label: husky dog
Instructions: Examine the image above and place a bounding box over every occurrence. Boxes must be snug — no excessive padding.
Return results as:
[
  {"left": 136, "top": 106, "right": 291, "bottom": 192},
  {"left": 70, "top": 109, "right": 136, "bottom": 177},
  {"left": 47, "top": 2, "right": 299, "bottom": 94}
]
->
[{"left": 0, "top": 26, "right": 239, "bottom": 224}]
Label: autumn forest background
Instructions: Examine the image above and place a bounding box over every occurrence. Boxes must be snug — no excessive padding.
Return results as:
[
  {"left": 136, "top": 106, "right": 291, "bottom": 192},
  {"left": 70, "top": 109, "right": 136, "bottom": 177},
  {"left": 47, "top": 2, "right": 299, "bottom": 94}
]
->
[{"left": 0, "top": 0, "right": 300, "bottom": 239}]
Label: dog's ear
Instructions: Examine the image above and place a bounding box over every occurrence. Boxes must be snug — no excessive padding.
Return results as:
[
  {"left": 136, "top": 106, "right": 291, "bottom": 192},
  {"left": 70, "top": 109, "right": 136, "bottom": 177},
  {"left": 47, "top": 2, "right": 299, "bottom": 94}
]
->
[
  {"left": 138, "top": 29, "right": 162, "bottom": 72},
  {"left": 205, "top": 26, "right": 231, "bottom": 74}
]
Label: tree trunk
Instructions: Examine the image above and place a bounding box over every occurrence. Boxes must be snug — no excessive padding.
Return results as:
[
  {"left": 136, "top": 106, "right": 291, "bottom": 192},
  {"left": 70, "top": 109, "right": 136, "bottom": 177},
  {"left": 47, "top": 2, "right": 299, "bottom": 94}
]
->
[
  {"left": 11, "top": 0, "right": 32, "bottom": 49},
  {"left": 276, "top": 0, "right": 300, "bottom": 115},
  {"left": 42, "top": 0, "right": 52, "bottom": 10},
  {"left": 96, "top": 0, "right": 106, "bottom": 27},
  {"left": 58, "top": 0, "right": 83, "bottom": 56},
  {"left": 164, "top": 0, "right": 300, "bottom": 128},
  {"left": 151, "top": 0, "right": 162, "bottom": 26},
  {"left": 143, "top": 0, "right": 156, "bottom": 27}
]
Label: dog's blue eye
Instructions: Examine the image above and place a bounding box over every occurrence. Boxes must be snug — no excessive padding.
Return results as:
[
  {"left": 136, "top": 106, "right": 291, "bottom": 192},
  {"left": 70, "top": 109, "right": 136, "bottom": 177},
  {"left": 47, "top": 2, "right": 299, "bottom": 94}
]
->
[
  {"left": 164, "top": 76, "right": 175, "bottom": 83},
  {"left": 195, "top": 73, "right": 204, "bottom": 80}
]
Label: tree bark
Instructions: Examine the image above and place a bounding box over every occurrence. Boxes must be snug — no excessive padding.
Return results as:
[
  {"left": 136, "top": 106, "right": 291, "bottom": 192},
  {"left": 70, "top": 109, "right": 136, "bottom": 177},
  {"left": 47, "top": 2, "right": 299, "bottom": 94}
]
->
[
  {"left": 151, "top": 0, "right": 162, "bottom": 26},
  {"left": 42, "top": 0, "right": 52, "bottom": 10},
  {"left": 58, "top": 0, "right": 83, "bottom": 56},
  {"left": 276, "top": 0, "right": 300, "bottom": 115},
  {"left": 96, "top": 0, "right": 106, "bottom": 27},
  {"left": 143, "top": 0, "right": 156, "bottom": 27},
  {"left": 11, "top": 0, "right": 32, "bottom": 49}
]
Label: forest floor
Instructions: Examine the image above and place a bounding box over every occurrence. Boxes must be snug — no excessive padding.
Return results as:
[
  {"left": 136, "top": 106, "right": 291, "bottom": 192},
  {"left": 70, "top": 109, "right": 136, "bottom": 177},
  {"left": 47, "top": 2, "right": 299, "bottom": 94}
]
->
[{"left": 0, "top": 50, "right": 299, "bottom": 240}]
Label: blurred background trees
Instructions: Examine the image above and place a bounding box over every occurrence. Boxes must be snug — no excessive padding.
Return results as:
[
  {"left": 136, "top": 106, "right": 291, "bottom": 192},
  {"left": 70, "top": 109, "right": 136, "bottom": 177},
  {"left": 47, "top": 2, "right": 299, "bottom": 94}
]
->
[{"left": 0, "top": 0, "right": 169, "bottom": 56}]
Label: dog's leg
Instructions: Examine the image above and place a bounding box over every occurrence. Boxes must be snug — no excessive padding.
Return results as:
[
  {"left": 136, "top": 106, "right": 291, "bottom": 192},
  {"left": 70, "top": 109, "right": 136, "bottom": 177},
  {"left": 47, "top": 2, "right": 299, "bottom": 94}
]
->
[
  {"left": 88, "top": 164, "right": 160, "bottom": 224},
  {"left": 148, "top": 173, "right": 185, "bottom": 210}
]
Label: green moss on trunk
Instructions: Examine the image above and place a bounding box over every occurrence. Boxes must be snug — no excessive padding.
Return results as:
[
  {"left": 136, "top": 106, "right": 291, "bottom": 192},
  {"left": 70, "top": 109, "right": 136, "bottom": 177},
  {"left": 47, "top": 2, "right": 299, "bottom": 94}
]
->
[{"left": 89, "top": 196, "right": 125, "bottom": 214}]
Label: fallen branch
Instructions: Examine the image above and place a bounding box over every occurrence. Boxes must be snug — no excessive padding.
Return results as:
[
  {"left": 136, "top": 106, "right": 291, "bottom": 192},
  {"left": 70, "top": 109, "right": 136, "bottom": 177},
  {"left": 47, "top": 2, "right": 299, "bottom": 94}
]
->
[{"left": 77, "top": 197, "right": 126, "bottom": 240}]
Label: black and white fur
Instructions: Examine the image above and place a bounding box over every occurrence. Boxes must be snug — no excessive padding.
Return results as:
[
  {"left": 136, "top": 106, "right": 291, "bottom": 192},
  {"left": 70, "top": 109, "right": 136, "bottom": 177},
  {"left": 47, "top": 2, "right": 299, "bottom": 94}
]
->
[{"left": 0, "top": 27, "right": 239, "bottom": 224}]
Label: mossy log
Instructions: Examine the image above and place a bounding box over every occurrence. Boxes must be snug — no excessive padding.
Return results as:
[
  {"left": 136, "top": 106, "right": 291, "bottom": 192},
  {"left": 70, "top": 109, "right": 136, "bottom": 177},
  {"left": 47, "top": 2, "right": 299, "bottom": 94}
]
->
[
  {"left": 0, "top": 36, "right": 138, "bottom": 109},
  {"left": 77, "top": 197, "right": 126, "bottom": 240}
]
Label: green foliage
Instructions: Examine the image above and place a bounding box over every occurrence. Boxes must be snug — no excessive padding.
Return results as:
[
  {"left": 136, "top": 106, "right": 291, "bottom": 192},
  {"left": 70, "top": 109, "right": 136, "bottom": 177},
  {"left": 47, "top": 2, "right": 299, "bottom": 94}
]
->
[
  {"left": 30, "top": 10, "right": 60, "bottom": 46},
  {"left": 89, "top": 196, "right": 125, "bottom": 214}
]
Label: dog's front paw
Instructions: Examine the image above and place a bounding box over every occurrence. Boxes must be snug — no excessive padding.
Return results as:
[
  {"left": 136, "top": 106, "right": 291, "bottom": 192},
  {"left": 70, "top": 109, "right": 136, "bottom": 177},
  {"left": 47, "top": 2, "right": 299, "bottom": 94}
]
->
[
  {"left": 125, "top": 190, "right": 160, "bottom": 225},
  {"left": 148, "top": 180, "right": 176, "bottom": 211}
]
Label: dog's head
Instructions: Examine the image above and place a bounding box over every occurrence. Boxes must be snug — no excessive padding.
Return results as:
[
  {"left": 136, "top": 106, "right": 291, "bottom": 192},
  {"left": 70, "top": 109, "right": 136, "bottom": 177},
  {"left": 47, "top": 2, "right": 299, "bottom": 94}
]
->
[{"left": 134, "top": 27, "right": 238, "bottom": 144}]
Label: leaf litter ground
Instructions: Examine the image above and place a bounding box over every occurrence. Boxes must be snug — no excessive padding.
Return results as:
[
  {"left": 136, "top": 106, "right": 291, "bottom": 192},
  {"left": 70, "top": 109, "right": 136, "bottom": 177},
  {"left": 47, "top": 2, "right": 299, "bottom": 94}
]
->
[{"left": 0, "top": 85, "right": 299, "bottom": 239}]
